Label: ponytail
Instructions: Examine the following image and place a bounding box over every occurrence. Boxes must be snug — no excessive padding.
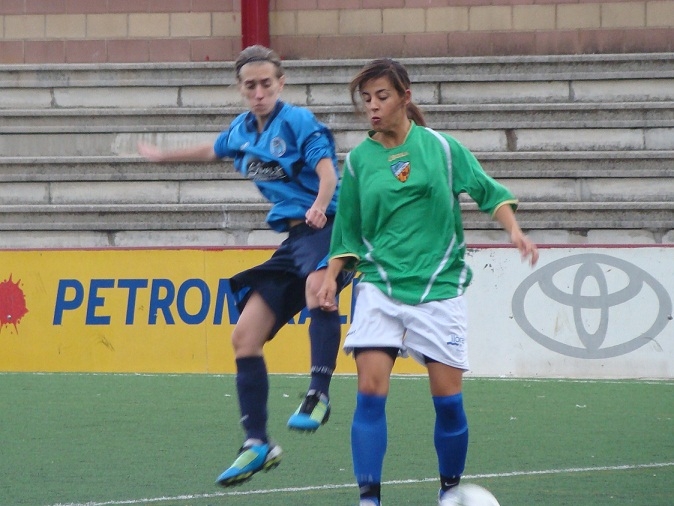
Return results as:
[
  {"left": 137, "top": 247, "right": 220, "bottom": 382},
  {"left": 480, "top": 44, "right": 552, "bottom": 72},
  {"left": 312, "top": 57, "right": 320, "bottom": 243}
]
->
[{"left": 406, "top": 102, "right": 426, "bottom": 127}]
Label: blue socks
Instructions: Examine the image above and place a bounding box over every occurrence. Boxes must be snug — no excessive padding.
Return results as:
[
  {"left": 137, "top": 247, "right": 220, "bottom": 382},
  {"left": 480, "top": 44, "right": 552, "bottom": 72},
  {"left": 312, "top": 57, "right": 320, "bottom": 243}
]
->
[
  {"left": 351, "top": 391, "right": 467, "bottom": 502},
  {"left": 352, "top": 392, "right": 387, "bottom": 500},
  {"left": 235, "top": 356, "right": 268, "bottom": 442},
  {"left": 308, "top": 308, "right": 341, "bottom": 396},
  {"left": 433, "top": 393, "right": 468, "bottom": 484}
]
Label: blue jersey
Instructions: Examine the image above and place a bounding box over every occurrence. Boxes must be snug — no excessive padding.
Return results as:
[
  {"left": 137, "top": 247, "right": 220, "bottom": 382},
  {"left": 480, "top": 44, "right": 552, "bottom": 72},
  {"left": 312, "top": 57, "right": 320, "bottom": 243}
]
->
[{"left": 213, "top": 100, "right": 340, "bottom": 232}]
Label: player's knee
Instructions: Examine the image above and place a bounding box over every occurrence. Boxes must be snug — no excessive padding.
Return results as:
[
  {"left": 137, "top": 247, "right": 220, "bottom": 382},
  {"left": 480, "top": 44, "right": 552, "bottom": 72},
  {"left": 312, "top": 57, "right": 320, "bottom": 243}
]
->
[
  {"left": 305, "top": 269, "right": 325, "bottom": 306},
  {"left": 231, "top": 328, "right": 264, "bottom": 357},
  {"left": 357, "top": 375, "right": 390, "bottom": 396}
]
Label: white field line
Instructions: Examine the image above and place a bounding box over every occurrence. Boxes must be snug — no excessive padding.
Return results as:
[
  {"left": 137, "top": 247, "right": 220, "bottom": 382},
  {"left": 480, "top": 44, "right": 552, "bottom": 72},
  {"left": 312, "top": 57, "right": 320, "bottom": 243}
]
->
[
  {"left": 2, "top": 372, "right": 673, "bottom": 386},
  {"left": 50, "top": 461, "right": 674, "bottom": 506}
]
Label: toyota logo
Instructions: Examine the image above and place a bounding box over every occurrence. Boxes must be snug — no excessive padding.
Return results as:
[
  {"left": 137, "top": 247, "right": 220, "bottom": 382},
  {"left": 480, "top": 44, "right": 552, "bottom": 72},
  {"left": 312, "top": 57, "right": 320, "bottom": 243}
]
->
[{"left": 512, "top": 253, "right": 672, "bottom": 359}]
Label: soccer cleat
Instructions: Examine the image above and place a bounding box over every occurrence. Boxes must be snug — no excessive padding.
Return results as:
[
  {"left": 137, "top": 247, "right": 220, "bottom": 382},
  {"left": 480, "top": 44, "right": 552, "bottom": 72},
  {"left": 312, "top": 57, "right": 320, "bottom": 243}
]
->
[
  {"left": 438, "top": 488, "right": 460, "bottom": 506},
  {"left": 287, "top": 389, "right": 331, "bottom": 432},
  {"left": 215, "top": 439, "right": 282, "bottom": 487}
]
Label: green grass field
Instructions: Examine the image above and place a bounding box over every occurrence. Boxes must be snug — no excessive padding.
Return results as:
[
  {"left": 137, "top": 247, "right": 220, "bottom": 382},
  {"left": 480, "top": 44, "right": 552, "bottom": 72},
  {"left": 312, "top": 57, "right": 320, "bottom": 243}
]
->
[{"left": 1, "top": 373, "right": 672, "bottom": 506}]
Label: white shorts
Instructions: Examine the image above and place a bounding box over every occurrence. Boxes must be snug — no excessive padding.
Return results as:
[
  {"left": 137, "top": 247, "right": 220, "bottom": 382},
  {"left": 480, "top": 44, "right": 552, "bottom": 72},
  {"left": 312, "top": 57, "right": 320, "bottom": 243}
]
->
[{"left": 344, "top": 282, "right": 470, "bottom": 370}]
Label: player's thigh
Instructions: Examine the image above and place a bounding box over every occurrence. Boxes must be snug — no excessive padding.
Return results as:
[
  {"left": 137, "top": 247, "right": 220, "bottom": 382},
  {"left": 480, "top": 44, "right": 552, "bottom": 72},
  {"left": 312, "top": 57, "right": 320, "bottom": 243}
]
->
[
  {"left": 354, "top": 349, "right": 396, "bottom": 396},
  {"left": 305, "top": 268, "right": 325, "bottom": 308},
  {"left": 305, "top": 265, "right": 354, "bottom": 309},
  {"left": 427, "top": 361, "right": 464, "bottom": 396}
]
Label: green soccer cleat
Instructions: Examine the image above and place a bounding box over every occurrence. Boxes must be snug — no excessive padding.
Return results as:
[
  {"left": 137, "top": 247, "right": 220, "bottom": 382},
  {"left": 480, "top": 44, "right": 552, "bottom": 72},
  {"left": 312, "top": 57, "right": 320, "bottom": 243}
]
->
[{"left": 215, "top": 439, "right": 282, "bottom": 487}]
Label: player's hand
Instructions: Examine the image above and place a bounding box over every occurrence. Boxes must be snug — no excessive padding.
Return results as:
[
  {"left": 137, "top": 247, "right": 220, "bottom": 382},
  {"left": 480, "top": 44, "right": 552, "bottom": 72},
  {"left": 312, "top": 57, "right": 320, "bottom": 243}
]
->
[
  {"left": 511, "top": 231, "right": 539, "bottom": 266},
  {"left": 305, "top": 206, "right": 328, "bottom": 229},
  {"left": 318, "top": 278, "right": 338, "bottom": 311}
]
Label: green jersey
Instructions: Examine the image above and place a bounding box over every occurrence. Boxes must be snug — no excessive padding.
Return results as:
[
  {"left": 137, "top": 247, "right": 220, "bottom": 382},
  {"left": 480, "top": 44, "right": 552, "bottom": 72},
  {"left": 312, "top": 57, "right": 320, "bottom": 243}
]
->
[{"left": 330, "top": 123, "right": 517, "bottom": 305}]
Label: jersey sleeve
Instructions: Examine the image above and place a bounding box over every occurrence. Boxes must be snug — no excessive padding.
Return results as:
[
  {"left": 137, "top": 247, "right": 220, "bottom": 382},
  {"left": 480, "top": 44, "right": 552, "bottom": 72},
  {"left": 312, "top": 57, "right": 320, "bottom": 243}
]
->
[
  {"left": 447, "top": 135, "right": 518, "bottom": 216},
  {"left": 329, "top": 153, "right": 362, "bottom": 270},
  {"left": 213, "top": 129, "right": 235, "bottom": 159},
  {"left": 285, "top": 107, "right": 337, "bottom": 170},
  {"left": 213, "top": 112, "right": 250, "bottom": 160},
  {"left": 302, "top": 128, "right": 337, "bottom": 170}
]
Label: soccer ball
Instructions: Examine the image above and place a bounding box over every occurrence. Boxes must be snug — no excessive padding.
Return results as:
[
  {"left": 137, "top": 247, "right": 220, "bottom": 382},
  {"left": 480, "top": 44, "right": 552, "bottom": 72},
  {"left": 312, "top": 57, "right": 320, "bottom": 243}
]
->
[{"left": 452, "top": 483, "right": 500, "bottom": 506}]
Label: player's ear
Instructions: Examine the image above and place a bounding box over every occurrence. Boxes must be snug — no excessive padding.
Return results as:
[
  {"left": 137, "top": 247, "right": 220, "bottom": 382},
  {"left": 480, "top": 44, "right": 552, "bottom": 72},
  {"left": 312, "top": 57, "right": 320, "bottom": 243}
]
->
[{"left": 278, "top": 75, "right": 286, "bottom": 90}]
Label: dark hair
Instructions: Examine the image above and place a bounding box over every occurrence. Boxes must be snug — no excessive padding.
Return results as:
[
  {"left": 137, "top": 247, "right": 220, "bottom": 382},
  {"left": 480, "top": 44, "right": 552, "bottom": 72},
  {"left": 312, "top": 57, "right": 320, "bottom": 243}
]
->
[
  {"left": 348, "top": 58, "right": 426, "bottom": 127},
  {"left": 234, "top": 45, "right": 284, "bottom": 80}
]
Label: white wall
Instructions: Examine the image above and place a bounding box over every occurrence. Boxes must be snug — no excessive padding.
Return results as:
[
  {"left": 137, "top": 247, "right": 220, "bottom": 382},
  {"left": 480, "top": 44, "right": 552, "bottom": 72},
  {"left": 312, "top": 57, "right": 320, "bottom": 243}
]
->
[{"left": 464, "top": 246, "right": 673, "bottom": 379}]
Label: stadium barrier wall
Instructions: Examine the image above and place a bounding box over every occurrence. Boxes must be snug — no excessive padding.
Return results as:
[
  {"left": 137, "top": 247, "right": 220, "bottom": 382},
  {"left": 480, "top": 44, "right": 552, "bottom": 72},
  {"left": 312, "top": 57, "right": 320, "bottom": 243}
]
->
[{"left": 1, "top": 246, "right": 672, "bottom": 378}]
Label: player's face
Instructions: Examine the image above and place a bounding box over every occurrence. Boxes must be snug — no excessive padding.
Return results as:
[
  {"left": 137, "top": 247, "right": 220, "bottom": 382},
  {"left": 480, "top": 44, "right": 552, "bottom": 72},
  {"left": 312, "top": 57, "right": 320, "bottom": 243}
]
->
[
  {"left": 359, "top": 76, "right": 410, "bottom": 133},
  {"left": 238, "top": 61, "right": 285, "bottom": 120}
]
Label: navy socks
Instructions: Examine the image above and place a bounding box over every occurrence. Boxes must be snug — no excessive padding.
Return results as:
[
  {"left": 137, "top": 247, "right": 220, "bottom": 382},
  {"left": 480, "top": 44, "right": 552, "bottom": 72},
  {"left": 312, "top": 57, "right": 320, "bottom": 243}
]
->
[
  {"left": 307, "top": 308, "right": 341, "bottom": 396},
  {"left": 235, "top": 356, "right": 269, "bottom": 442}
]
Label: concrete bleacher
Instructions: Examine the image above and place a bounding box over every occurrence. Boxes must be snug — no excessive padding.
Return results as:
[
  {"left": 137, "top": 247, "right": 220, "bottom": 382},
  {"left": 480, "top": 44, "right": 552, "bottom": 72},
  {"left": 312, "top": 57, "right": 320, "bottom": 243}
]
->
[{"left": 0, "top": 53, "right": 673, "bottom": 248}]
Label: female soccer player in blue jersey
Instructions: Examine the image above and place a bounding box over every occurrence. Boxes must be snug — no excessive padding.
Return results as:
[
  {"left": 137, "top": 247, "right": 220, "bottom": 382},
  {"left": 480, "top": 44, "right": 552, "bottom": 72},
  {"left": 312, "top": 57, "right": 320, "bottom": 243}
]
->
[
  {"left": 317, "top": 59, "right": 539, "bottom": 506},
  {"left": 139, "top": 45, "right": 352, "bottom": 487}
]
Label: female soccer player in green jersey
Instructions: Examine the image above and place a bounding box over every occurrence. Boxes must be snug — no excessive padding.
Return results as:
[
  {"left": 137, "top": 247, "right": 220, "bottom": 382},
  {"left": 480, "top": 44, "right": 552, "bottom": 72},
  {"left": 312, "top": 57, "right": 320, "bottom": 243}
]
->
[{"left": 317, "top": 59, "right": 539, "bottom": 506}]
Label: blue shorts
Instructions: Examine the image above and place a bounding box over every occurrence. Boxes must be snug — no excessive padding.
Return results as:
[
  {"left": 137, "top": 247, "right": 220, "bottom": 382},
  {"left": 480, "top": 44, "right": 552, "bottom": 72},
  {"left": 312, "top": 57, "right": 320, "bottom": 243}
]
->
[{"left": 230, "top": 218, "right": 354, "bottom": 339}]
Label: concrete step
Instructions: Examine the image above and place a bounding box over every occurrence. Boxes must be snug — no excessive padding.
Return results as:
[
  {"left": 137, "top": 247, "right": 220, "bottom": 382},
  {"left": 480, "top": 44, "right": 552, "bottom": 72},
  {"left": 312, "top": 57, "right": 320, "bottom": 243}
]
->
[
  {"left": 0, "top": 203, "right": 270, "bottom": 231},
  {"left": 0, "top": 157, "right": 235, "bottom": 182},
  {"left": 3, "top": 127, "right": 674, "bottom": 157},
  {"left": 4, "top": 79, "right": 674, "bottom": 109},
  {"left": 1, "top": 152, "right": 672, "bottom": 182},
  {"left": 1, "top": 202, "right": 671, "bottom": 232},
  {"left": 3, "top": 102, "right": 674, "bottom": 131},
  {"left": 2, "top": 55, "right": 674, "bottom": 112},
  {"left": 2, "top": 54, "right": 674, "bottom": 89},
  {"left": 3, "top": 178, "right": 669, "bottom": 206},
  {"left": 513, "top": 202, "right": 674, "bottom": 230},
  {"left": 5, "top": 179, "right": 671, "bottom": 206},
  {"left": 0, "top": 180, "right": 264, "bottom": 206}
]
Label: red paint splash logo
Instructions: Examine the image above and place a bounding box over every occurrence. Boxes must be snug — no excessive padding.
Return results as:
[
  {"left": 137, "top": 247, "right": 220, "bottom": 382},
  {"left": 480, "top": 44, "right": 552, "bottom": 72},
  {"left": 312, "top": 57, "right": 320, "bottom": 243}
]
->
[{"left": 0, "top": 274, "right": 29, "bottom": 333}]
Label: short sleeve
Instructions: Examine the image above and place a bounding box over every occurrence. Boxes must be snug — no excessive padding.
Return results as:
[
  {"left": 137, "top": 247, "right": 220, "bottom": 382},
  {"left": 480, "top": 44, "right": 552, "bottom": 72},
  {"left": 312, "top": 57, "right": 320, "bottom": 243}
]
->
[
  {"left": 302, "top": 128, "right": 337, "bottom": 170},
  {"left": 448, "top": 136, "right": 518, "bottom": 216},
  {"left": 213, "top": 129, "right": 234, "bottom": 159}
]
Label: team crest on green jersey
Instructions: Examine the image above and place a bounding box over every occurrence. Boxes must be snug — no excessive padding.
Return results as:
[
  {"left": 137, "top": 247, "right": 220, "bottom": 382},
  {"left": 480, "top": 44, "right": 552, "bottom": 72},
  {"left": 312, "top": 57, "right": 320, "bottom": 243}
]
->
[{"left": 390, "top": 160, "right": 410, "bottom": 182}]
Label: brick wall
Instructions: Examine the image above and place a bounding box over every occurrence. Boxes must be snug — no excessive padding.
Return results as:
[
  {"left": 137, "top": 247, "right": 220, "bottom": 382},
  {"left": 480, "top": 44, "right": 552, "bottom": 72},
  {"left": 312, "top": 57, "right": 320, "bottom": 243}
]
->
[
  {"left": 1, "top": 0, "right": 674, "bottom": 63},
  {"left": 0, "top": 0, "right": 241, "bottom": 63}
]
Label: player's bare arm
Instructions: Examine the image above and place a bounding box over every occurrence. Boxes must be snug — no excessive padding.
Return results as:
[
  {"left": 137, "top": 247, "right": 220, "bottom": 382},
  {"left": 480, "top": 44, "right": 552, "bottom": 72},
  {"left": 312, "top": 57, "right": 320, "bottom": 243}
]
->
[
  {"left": 318, "top": 257, "right": 349, "bottom": 311},
  {"left": 493, "top": 204, "right": 539, "bottom": 266},
  {"left": 138, "top": 141, "right": 218, "bottom": 163},
  {"left": 305, "top": 158, "right": 338, "bottom": 229}
]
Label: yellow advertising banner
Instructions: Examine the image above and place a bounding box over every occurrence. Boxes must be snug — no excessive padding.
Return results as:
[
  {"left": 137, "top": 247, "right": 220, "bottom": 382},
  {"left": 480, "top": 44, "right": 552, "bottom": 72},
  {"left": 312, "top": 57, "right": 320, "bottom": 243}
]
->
[{"left": 0, "top": 248, "right": 424, "bottom": 374}]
